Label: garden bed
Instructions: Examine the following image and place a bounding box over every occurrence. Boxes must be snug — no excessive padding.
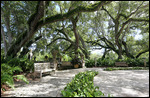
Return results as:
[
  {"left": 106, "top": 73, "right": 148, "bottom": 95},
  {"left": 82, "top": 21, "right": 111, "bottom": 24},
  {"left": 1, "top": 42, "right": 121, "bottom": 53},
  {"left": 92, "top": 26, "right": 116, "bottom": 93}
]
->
[{"left": 104, "top": 67, "right": 149, "bottom": 71}]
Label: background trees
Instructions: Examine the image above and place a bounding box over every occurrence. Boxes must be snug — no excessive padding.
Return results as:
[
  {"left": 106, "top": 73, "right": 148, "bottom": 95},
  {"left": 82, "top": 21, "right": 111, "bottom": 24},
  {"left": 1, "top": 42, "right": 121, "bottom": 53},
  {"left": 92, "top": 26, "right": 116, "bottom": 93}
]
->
[
  {"left": 86, "top": 1, "right": 149, "bottom": 59},
  {"left": 1, "top": 1, "right": 149, "bottom": 60}
]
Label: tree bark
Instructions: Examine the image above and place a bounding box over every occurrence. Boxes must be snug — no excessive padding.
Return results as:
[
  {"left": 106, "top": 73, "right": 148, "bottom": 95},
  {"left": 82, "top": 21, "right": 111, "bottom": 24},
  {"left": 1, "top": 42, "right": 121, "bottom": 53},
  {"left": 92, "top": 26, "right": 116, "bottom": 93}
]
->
[
  {"left": 115, "top": 38, "right": 123, "bottom": 59},
  {"left": 1, "top": 25, "right": 8, "bottom": 57},
  {"left": 122, "top": 41, "right": 134, "bottom": 58},
  {"left": 79, "top": 34, "right": 89, "bottom": 59},
  {"left": 70, "top": 14, "right": 80, "bottom": 58},
  {"left": 1, "top": 2, "right": 13, "bottom": 48},
  {"left": 102, "top": 49, "right": 110, "bottom": 60}
]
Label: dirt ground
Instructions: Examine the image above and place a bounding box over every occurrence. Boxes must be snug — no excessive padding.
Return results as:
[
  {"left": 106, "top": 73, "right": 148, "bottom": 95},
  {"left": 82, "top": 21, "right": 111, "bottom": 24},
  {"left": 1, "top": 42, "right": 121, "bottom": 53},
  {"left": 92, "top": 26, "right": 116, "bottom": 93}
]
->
[{"left": 1, "top": 68, "right": 149, "bottom": 97}]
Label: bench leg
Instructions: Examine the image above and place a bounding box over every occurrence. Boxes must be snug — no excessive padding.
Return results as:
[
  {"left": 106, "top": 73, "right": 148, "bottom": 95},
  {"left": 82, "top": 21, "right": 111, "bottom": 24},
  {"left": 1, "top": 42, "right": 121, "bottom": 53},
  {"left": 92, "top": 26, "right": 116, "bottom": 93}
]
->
[
  {"left": 53, "top": 70, "right": 55, "bottom": 74},
  {"left": 40, "top": 72, "right": 42, "bottom": 80},
  {"left": 33, "top": 72, "right": 36, "bottom": 80}
]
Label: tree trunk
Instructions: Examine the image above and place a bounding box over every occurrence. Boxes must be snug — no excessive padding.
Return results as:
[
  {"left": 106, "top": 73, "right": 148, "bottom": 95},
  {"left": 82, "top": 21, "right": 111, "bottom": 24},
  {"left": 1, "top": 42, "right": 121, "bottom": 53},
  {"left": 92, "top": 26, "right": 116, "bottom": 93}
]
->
[
  {"left": 79, "top": 34, "right": 89, "bottom": 59},
  {"left": 51, "top": 50, "right": 58, "bottom": 70},
  {"left": 4, "top": 16, "right": 12, "bottom": 48},
  {"left": 6, "top": 1, "right": 46, "bottom": 57},
  {"left": 2, "top": 2, "right": 13, "bottom": 48},
  {"left": 122, "top": 41, "right": 134, "bottom": 58},
  {"left": 115, "top": 20, "right": 123, "bottom": 60},
  {"left": 118, "top": 48, "right": 122, "bottom": 59},
  {"left": 1, "top": 25, "right": 8, "bottom": 57},
  {"left": 102, "top": 49, "right": 110, "bottom": 60},
  {"left": 115, "top": 36, "right": 123, "bottom": 60},
  {"left": 71, "top": 14, "right": 80, "bottom": 58}
]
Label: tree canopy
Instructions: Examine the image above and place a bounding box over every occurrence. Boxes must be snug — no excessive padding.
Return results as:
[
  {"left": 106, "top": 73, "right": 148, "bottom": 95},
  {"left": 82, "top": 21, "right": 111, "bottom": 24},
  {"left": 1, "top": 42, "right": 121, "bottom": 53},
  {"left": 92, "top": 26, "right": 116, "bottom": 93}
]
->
[{"left": 1, "top": 1, "right": 149, "bottom": 59}]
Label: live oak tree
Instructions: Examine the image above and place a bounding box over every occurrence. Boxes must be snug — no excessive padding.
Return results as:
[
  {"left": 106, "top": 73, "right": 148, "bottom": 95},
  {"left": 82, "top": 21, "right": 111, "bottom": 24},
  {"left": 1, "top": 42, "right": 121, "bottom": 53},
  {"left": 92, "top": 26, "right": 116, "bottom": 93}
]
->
[
  {"left": 2, "top": 1, "right": 111, "bottom": 58},
  {"left": 86, "top": 1, "right": 149, "bottom": 59}
]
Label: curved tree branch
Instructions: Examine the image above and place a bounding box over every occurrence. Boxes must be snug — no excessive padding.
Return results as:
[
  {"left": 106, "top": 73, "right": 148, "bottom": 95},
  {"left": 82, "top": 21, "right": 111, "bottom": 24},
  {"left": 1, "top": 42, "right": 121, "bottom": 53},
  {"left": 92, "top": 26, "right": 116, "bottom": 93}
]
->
[
  {"left": 136, "top": 48, "right": 149, "bottom": 58},
  {"left": 36, "top": 1, "right": 112, "bottom": 30},
  {"left": 101, "top": 6, "right": 115, "bottom": 22}
]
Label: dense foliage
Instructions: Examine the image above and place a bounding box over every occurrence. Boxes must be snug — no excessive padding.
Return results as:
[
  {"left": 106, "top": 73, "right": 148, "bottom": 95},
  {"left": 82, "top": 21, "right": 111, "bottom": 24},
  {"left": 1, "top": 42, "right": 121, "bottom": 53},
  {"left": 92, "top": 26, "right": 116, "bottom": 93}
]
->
[
  {"left": 61, "top": 71, "right": 111, "bottom": 97},
  {"left": 1, "top": 56, "right": 29, "bottom": 90},
  {"left": 116, "top": 58, "right": 145, "bottom": 67},
  {"left": 2, "top": 55, "right": 34, "bottom": 73},
  {"left": 85, "top": 57, "right": 149, "bottom": 67},
  {"left": 85, "top": 59, "right": 95, "bottom": 67}
]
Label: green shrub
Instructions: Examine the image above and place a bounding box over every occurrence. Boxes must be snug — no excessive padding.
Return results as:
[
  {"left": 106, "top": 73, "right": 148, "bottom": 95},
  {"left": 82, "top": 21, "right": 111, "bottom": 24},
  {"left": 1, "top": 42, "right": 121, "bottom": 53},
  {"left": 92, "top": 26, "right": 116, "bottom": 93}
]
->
[
  {"left": 2, "top": 55, "right": 34, "bottom": 73},
  {"left": 1, "top": 63, "right": 29, "bottom": 89},
  {"left": 97, "top": 58, "right": 115, "bottom": 67},
  {"left": 85, "top": 58, "right": 115, "bottom": 68},
  {"left": 104, "top": 67, "right": 149, "bottom": 71},
  {"left": 1, "top": 55, "right": 30, "bottom": 90},
  {"left": 61, "top": 71, "right": 110, "bottom": 97},
  {"left": 19, "top": 55, "right": 34, "bottom": 72},
  {"left": 124, "top": 57, "right": 144, "bottom": 67},
  {"left": 85, "top": 59, "right": 95, "bottom": 67}
]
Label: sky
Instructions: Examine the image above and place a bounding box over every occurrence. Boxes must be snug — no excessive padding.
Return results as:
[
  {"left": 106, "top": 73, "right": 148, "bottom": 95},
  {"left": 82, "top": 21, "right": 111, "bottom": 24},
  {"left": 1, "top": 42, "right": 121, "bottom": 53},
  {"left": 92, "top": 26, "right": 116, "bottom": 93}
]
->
[{"left": 91, "top": 49, "right": 104, "bottom": 55}]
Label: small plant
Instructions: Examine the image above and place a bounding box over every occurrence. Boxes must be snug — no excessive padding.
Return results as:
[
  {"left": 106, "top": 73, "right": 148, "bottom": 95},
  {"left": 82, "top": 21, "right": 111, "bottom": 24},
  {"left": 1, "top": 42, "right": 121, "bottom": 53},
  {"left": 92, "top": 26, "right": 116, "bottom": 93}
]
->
[{"left": 61, "top": 71, "right": 111, "bottom": 97}]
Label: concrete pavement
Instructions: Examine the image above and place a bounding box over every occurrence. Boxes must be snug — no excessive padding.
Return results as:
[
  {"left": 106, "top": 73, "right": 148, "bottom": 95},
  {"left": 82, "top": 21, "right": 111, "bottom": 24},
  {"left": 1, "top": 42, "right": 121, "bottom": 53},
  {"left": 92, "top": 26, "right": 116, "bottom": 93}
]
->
[{"left": 2, "top": 68, "right": 149, "bottom": 97}]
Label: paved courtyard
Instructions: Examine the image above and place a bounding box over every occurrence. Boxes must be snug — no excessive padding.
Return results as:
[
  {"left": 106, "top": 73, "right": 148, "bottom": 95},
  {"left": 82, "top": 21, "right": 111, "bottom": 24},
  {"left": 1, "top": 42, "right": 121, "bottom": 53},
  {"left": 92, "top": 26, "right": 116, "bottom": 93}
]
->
[{"left": 2, "top": 68, "right": 149, "bottom": 97}]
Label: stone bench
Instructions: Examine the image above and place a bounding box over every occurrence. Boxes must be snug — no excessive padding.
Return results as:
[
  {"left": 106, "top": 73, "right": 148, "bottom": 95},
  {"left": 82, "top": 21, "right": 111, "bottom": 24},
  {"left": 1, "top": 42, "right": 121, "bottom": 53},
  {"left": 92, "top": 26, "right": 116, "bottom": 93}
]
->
[
  {"left": 115, "top": 62, "right": 128, "bottom": 67},
  {"left": 57, "top": 61, "right": 73, "bottom": 69},
  {"left": 61, "top": 61, "right": 72, "bottom": 67},
  {"left": 34, "top": 62, "right": 55, "bottom": 79}
]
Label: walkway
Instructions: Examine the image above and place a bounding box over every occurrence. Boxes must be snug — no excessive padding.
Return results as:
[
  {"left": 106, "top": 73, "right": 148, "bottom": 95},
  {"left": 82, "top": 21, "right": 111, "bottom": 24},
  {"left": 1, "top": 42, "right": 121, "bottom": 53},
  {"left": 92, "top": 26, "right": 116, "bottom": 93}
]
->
[{"left": 2, "top": 68, "right": 149, "bottom": 97}]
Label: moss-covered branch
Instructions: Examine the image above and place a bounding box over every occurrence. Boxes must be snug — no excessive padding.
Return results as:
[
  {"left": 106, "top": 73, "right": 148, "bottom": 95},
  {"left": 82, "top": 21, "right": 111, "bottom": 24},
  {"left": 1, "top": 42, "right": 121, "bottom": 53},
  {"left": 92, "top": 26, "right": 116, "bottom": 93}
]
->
[
  {"left": 101, "top": 6, "right": 115, "bottom": 22},
  {"left": 47, "top": 37, "right": 73, "bottom": 47},
  {"left": 36, "top": 1, "right": 112, "bottom": 30},
  {"left": 136, "top": 48, "right": 149, "bottom": 58}
]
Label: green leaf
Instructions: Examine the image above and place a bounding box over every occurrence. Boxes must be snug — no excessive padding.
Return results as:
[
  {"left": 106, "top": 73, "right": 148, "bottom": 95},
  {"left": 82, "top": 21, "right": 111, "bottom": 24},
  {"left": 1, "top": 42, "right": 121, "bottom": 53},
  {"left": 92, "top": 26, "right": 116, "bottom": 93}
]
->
[
  {"left": 61, "top": 90, "right": 66, "bottom": 97},
  {"left": 74, "top": 92, "right": 79, "bottom": 97},
  {"left": 13, "top": 75, "right": 29, "bottom": 84}
]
